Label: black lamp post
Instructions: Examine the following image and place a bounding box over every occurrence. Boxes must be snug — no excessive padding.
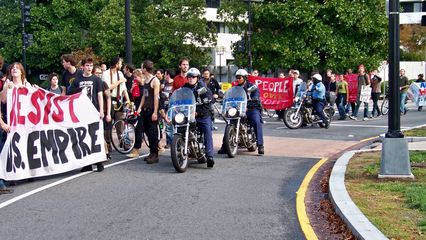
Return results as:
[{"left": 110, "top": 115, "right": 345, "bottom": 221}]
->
[
  {"left": 125, "top": 0, "right": 132, "bottom": 65},
  {"left": 379, "top": 0, "right": 413, "bottom": 179},
  {"left": 386, "top": 0, "right": 403, "bottom": 139},
  {"left": 244, "top": 0, "right": 263, "bottom": 73}
]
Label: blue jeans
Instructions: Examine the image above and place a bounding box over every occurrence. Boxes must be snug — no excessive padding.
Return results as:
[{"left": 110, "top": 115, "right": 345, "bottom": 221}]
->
[
  {"left": 247, "top": 109, "right": 264, "bottom": 146},
  {"left": 400, "top": 92, "right": 408, "bottom": 113},
  {"left": 337, "top": 93, "right": 347, "bottom": 119},
  {"left": 197, "top": 117, "right": 214, "bottom": 158},
  {"left": 352, "top": 100, "right": 369, "bottom": 118}
]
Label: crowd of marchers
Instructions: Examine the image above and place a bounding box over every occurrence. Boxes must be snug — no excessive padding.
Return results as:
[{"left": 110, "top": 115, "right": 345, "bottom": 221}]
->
[
  {"left": 271, "top": 65, "right": 425, "bottom": 124},
  {"left": 0, "top": 54, "right": 267, "bottom": 194}
]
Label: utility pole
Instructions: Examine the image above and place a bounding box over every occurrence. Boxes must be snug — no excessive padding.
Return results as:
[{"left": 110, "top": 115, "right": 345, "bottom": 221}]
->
[
  {"left": 21, "top": 0, "right": 26, "bottom": 71},
  {"left": 379, "top": 0, "right": 413, "bottom": 179},
  {"left": 244, "top": 0, "right": 263, "bottom": 73},
  {"left": 125, "top": 0, "right": 132, "bottom": 65},
  {"left": 247, "top": 0, "right": 253, "bottom": 73}
]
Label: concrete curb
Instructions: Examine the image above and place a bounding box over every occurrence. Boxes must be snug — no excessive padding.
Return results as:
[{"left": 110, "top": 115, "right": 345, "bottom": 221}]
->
[{"left": 329, "top": 150, "right": 388, "bottom": 240}]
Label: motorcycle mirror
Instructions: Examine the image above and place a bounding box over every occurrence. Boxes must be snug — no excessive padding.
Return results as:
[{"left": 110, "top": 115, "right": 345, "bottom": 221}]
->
[
  {"left": 197, "top": 87, "right": 207, "bottom": 95},
  {"left": 247, "top": 85, "right": 258, "bottom": 93}
]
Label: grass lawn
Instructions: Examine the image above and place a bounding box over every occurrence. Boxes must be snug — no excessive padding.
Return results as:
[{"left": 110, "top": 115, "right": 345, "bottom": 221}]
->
[
  {"left": 346, "top": 151, "right": 426, "bottom": 239},
  {"left": 404, "top": 126, "right": 426, "bottom": 137}
]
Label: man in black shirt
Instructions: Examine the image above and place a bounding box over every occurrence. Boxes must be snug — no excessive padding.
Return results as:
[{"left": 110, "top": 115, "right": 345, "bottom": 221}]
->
[
  {"left": 60, "top": 54, "right": 83, "bottom": 95},
  {"left": 70, "top": 56, "right": 105, "bottom": 172}
]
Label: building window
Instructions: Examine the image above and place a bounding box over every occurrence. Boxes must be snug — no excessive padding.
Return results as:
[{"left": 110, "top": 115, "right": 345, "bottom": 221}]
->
[
  {"left": 401, "top": 2, "right": 423, "bottom": 13},
  {"left": 206, "top": 0, "right": 220, "bottom": 8}
]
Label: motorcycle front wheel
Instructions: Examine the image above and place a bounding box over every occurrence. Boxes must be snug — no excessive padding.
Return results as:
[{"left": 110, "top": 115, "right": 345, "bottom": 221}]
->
[
  {"left": 224, "top": 124, "right": 238, "bottom": 158},
  {"left": 171, "top": 135, "right": 188, "bottom": 173},
  {"left": 283, "top": 108, "right": 303, "bottom": 129}
]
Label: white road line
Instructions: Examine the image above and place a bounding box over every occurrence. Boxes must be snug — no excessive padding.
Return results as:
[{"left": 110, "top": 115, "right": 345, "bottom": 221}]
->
[
  {"left": 0, "top": 154, "right": 149, "bottom": 210},
  {"left": 332, "top": 124, "right": 409, "bottom": 129}
]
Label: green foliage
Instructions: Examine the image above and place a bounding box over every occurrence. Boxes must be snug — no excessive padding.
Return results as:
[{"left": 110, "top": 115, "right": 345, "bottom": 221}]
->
[
  {"left": 0, "top": 0, "right": 215, "bottom": 75},
  {"left": 220, "top": 0, "right": 388, "bottom": 73}
]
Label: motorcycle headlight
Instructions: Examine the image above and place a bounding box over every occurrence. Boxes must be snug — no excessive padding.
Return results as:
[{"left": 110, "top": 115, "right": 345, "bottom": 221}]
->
[
  {"left": 227, "top": 107, "right": 238, "bottom": 117},
  {"left": 174, "top": 113, "right": 186, "bottom": 124}
]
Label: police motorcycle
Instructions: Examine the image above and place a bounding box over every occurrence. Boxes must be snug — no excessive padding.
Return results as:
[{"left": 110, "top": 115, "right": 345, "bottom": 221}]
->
[
  {"left": 168, "top": 87, "right": 209, "bottom": 173},
  {"left": 283, "top": 82, "right": 333, "bottom": 129},
  {"left": 221, "top": 86, "right": 258, "bottom": 158}
]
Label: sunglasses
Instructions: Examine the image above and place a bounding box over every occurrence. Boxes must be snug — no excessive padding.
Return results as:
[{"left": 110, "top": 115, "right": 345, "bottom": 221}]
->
[{"left": 236, "top": 75, "right": 244, "bottom": 79}]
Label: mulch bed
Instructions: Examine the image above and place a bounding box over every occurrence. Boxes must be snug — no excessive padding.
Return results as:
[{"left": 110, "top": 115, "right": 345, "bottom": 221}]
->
[{"left": 305, "top": 140, "right": 377, "bottom": 239}]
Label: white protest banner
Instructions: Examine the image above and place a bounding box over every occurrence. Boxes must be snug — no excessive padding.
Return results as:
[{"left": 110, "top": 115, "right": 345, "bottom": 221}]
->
[
  {"left": 360, "top": 85, "right": 372, "bottom": 103},
  {"left": 409, "top": 82, "right": 426, "bottom": 107},
  {"left": 0, "top": 86, "right": 105, "bottom": 181}
]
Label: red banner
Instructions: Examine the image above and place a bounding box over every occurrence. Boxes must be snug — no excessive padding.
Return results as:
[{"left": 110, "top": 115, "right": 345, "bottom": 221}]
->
[
  {"left": 248, "top": 76, "right": 293, "bottom": 110},
  {"left": 345, "top": 74, "right": 358, "bottom": 103}
]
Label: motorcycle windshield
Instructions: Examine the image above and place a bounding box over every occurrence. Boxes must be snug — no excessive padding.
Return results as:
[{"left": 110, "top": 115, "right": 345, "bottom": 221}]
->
[
  {"left": 168, "top": 88, "right": 196, "bottom": 123},
  {"left": 222, "top": 86, "right": 247, "bottom": 117}
]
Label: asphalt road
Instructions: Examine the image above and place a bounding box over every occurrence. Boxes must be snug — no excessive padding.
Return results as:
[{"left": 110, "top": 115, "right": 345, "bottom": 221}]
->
[{"left": 0, "top": 102, "right": 424, "bottom": 240}]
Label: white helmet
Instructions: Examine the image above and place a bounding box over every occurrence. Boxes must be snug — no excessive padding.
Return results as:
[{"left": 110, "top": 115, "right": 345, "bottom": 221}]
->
[
  {"left": 235, "top": 69, "right": 248, "bottom": 77},
  {"left": 312, "top": 74, "right": 322, "bottom": 81},
  {"left": 187, "top": 68, "right": 201, "bottom": 78}
]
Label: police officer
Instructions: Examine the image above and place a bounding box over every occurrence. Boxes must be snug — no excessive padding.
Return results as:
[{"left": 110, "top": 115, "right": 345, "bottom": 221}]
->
[
  {"left": 310, "top": 73, "right": 330, "bottom": 128},
  {"left": 182, "top": 68, "right": 215, "bottom": 168},
  {"left": 218, "top": 69, "right": 264, "bottom": 155}
]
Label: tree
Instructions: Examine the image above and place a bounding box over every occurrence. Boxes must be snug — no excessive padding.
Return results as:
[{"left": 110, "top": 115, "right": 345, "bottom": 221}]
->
[
  {"left": 220, "top": 0, "right": 388, "bottom": 73},
  {"left": 0, "top": 0, "right": 216, "bottom": 77},
  {"left": 132, "top": 0, "right": 216, "bottom": 69},
  {"left": 400, "top": 24, "right": 426, "bottom": 61}
]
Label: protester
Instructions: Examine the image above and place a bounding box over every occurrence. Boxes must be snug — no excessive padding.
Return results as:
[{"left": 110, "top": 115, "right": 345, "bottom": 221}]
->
[
  {"left": 173, "top": 57, "right": 189, "bottom": 91},
  {"left": 399, "top": 69, "right": 409, "bottom": 115},
  {"left": 123, "top": 64, "right": 135, "bottom": 100},
  {"left": 46, "top": 72, "right": 65, "bottom": 95},
  {"left": 336, "top": 74, "right": 349, "bottom": 120},
  {"left": 370, "top": 70, "right": 382, "bottom": 117},
  {"left": 0, "top": 55, "right": 8, "bottom": 75},
  {"left": 69, "top": 57, "right": 105, "bottom": 172},
  {"left": 94, "top": 66, "right": 112, "bottom": 161},
  {"left": 251, "top": 69, "right": 259, "bottom": 77},
  {"left": 102, "top": 57, "right": 130, "bottom": 148},
  {"left": 0, "top": 62, "right": 28, "bottom": 193},
  {"left": 135, "top": 60, "right": 161, "bottom": 164},
  {"left": 60, "top": 54, "right": 83, "bottom": 95},
  {"left": 349, "top": 64, "right": 370, "bottom": 121},
  {"left": 155, "top": 69, "right": 165, "bottom": 91},
  {"left": 163, "top": 69, "right": 174, "bottom": 148},
  {"left": 416, "top": 74, "right": 425, "bottom": 111},
  {"left": 326, "top": 73, "right": 337, "bottom": 109}
]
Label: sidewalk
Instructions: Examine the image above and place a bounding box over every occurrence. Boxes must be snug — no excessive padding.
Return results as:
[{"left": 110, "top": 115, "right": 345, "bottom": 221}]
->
[{"left": 329, "top": 137, "right": 426, "bottom": 240}]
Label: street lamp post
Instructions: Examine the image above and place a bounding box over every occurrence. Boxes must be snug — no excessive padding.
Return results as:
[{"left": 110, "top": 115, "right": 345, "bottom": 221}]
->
[
  {"left": 244, "top": 0, "right": 262, "bottom": 73},
  {"left": 379, "top": 0, "right": 413, "bottom": 179},
  {"left": 125, "top": 0, "right": 132, "bottom": 64},
  {"left": 216, "top": 46, "right": 225, "bottom": 82}
]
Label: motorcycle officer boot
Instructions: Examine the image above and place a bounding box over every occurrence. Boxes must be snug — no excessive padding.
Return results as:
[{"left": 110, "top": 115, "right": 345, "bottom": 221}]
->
[
  {"left": 258, "top": 145, "right": 265, "bottom": 155},
  {"left": 146, "top": 153, "right": 159, "bottom": 164},
  {"left": 207, "top": 157, "right": 215, "bottom": 168}
]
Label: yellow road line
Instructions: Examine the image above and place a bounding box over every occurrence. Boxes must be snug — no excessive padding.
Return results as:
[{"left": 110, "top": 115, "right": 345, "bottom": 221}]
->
[
  {"left": 360, "top": 135, "right": 379, "bottom": 143},
  {"left": 296, "top": 157, "right": 328, "bottom": 240}
]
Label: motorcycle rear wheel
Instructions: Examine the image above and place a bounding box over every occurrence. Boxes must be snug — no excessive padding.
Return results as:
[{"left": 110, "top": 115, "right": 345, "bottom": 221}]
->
[
  {"left": 283, "top": 108, "right": 303, "bottom": 129},
  {"left": 224, "top": 125, "right": 238, "bottom": 158},
  {"left": 171, "top": 135, "right": 188, "bottom": 173}
]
